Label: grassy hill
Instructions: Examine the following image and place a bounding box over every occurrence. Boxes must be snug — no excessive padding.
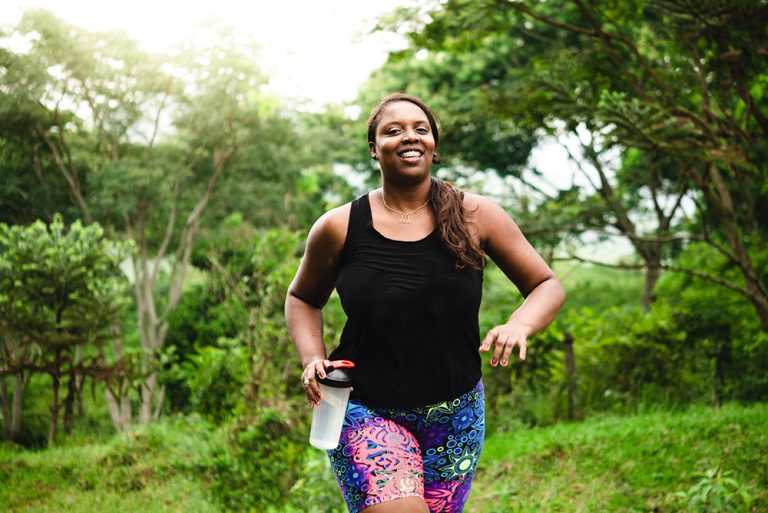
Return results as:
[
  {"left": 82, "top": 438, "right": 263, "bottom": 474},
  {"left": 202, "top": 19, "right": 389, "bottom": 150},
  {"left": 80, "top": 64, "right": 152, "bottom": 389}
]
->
[
  {"left": 1, "top": 403, "right": 765, "bottom": 512},
  {"left": 469, "top": 402, "right": 767, "bottom": 513}
]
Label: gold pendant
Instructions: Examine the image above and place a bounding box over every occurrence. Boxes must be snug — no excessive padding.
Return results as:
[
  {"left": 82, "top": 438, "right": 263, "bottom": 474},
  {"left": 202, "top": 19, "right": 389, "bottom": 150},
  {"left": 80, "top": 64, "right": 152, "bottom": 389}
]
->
[{"left": 399, "top": 214, "right": 411, "bottom": 224}]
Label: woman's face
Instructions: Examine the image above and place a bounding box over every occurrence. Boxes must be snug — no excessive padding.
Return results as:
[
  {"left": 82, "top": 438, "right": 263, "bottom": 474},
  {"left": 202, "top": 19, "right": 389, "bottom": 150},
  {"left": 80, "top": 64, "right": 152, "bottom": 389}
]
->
[{"left": 369, "top": 101, "right": 436, "bottom": 186}]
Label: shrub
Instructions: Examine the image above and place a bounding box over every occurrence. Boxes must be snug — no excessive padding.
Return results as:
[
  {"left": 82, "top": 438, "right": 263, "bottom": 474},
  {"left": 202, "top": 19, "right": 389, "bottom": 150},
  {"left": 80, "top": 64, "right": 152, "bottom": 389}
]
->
[
  {"left": 675, "top": 468, "right": 753, "bottom": 513},
  {"left": 210, "top": 408, "right": 307, "bottom": 511}
]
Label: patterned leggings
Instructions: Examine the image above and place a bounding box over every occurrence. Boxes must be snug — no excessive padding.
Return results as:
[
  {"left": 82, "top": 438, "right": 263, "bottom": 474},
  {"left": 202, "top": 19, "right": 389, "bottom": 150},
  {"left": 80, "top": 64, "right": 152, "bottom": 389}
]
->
[{"left": 328, "top": 381, "right": 485, "bottom": 513}]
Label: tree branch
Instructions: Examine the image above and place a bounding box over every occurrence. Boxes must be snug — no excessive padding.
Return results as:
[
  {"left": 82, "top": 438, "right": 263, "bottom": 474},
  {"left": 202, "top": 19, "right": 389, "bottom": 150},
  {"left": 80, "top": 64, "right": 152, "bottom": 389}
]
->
[
  {"left": 160, "top": 146, "right": 233, "bottom": 327},
  {"left": 146, "top": 78, "right": 173, "bottom": 159},
  {"left": 571, "top": 0, "right": 671, "bottom": 95},
  {"left": 557, "top": 252, "right": 756, "bottom": 301},
  {"left": 152, "top": 175, "right": 181, "bottom": 284},
  {"left": 36, "top": 123, "right": 93, "bottom": 224}
]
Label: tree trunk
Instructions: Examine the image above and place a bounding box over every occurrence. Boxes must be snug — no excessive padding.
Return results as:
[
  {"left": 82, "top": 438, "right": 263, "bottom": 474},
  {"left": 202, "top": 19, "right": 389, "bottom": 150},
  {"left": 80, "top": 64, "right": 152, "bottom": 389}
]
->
[
  {"left": 2, "top": 331, "right": 24, "bottom": 441},
  {"left": 105, "top": 385, "right": 133, "bottom": 433},
  {"left": 76, "top": 382, "right": 85, "bottom": 420},
  {"left": 134, "top": 150, "right": 231, "bottom": 424},
  {"left": 139, "top": 371, "right": 158, "bottom": 424},
  {"left": 563, "top": 332, "right": 578, "bottom": 421},
  {"left": 63, "top": 367, "right": 77, "bottom": 435},
  {"left": 704, "top": 165, "right": 768, "bottom": 331},
  {"left": 0, "top": 375, "right": 24, "bottom": 442},
  {"left": 12, "top": 374, "right": 22, "bottom": 439},
  {"left": 0, "top": 376, "right": 10, "bottom": 440},
  {"left": 711, "top": 338, "right": 732, "bottom": 407},
  {"left": 49, "top": 371, "right": 60, "bottom": 446},
  {"left": 642, "top": 260, "right": 662, "bottom": 311},
  {"left": 105, "top": 326, "right": 132, "bottom": 432},
  {"left": 75, "top": 345, "right": 85, "bottom": 420}
]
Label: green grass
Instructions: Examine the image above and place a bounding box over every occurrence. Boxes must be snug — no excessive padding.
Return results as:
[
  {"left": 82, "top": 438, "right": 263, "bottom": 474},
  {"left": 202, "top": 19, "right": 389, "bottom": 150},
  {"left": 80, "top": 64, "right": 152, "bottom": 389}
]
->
[
  {"left": 0, "top": 416, "right": 221, "bottom": 513},
  {"left": 2, "top": 403, "right": 765, "bottom": 512},
  {"left": 468, "top": 402, "right": 767, "bottom": 513}
]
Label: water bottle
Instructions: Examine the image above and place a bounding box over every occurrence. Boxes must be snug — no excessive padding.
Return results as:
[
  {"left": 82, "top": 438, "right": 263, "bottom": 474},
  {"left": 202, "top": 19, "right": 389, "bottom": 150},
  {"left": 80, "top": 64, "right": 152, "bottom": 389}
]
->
[{"left": 309, "top": 360, "right": 354, "bottom": 450}]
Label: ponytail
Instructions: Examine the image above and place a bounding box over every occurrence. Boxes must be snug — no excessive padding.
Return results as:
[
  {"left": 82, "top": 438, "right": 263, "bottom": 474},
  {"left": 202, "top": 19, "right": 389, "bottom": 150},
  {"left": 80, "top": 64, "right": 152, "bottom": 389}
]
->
[{"left": 429, "top": 177, "right": 485, "bottom": 270}]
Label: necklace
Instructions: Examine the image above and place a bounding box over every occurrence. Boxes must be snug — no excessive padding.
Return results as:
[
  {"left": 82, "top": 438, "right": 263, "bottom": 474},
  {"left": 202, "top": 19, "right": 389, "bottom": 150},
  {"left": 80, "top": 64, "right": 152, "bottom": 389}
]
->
[{"left": 380, "top": 193, "right": 430, "bottom": 224}]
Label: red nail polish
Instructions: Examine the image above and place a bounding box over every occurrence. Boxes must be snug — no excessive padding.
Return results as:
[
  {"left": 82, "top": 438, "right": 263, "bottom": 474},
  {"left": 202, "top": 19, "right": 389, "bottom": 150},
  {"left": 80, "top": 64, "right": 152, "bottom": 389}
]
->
[
  {"left": 501, "top": 358, "right": 508, "bottom": 366},
  {"left": 491, "top": 358, "right": 497, "bottom": 366}
]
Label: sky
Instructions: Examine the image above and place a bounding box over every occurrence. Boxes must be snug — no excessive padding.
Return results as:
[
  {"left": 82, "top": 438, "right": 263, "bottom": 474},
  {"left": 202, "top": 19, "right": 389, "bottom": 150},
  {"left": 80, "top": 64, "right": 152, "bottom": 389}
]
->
[
  {"left": 0, "top": 0, "right": 411, "bottom": 108},
  {"left": 0, "top": 0, "right": 635, "bottom": 259}
]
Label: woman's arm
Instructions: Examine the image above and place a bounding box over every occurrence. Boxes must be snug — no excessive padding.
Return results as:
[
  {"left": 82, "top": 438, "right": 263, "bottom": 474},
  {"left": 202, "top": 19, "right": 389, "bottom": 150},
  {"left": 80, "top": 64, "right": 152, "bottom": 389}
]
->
[
  {"left": 468, "top": 194, "right": 566, "bottom": 367},
  {"left": 285, "top": 204, "right": 349, "bottom": 405}
]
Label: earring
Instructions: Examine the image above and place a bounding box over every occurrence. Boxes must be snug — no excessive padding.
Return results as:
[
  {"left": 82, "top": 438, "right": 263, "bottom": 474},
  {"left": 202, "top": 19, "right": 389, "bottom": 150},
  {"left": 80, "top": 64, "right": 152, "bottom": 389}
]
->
[{"left": 371, "top": 154, "right": 378, "bottom": 160}]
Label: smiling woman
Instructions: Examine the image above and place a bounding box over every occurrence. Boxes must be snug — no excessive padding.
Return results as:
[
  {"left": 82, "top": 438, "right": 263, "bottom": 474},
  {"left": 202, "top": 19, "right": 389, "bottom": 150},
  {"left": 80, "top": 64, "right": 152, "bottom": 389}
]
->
[
  {"left": 285, "top": 93, "right": 566, "bottom": 512},
  {"left": 369, "top": 100, "right": 437, "bottom": 189}
]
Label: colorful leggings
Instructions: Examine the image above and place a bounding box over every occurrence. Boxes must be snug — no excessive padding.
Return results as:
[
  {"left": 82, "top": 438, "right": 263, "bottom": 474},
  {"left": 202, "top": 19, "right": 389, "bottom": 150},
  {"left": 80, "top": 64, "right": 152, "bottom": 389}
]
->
[{"left": 328, "top": 381, "right": 485, "bottom": 513}]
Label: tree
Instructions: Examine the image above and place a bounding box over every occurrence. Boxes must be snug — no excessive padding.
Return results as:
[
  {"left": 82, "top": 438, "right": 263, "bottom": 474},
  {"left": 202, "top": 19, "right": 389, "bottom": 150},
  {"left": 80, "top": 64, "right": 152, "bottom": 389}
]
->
[
  {"left": 0, "top": 10, "right": 309, "bottom": 429},
  {"left": 373, "top": 0, "right": 768, "bottom": 324},
  {"left": 0, "top": 216, "right": 128, "bottom": 444}
]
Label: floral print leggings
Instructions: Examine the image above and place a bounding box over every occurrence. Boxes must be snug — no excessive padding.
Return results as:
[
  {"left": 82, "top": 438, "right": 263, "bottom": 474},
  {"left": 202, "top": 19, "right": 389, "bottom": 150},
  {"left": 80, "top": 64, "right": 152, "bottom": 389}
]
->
[{"left": 328, "top": 381, "right": 485, "bottom": 513}]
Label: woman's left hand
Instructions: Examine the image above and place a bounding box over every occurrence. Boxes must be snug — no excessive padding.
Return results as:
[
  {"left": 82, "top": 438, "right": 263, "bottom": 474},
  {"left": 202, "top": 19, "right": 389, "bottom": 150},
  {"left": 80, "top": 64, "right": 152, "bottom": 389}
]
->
[{"left": 480, "top": 321, "right": 531, "bottom": 366}]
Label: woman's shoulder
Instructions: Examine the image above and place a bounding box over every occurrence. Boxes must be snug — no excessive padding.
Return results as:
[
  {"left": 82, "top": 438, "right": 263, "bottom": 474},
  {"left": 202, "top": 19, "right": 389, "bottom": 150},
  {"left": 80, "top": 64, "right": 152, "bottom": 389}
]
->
[
  {"left": 461, "top": 191, "right": 517, "bottom": 244},
  {"left": 461, "top": 191, "right": 506, "bottom": 218},
  {"left": 309, "top": 201, "right": 353, "bottom": 248}
]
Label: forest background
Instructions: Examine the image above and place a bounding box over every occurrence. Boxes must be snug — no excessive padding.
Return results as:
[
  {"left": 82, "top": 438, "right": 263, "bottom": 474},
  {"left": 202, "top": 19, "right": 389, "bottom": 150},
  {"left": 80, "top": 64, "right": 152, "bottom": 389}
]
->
[{"left": 1, "top": 1, "right": 767, "bottom": 512}]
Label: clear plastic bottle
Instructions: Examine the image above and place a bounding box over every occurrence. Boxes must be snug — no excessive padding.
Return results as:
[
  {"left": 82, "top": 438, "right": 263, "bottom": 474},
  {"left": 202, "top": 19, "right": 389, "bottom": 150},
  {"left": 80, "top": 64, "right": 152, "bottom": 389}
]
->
[{"left": 309, "top": 360, "right": 354, "bottom": 450}]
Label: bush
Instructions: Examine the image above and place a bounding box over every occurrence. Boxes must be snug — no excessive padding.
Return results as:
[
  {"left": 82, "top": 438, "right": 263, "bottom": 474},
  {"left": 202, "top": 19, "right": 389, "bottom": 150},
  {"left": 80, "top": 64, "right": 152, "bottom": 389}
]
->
[
  {"left": 210, "top": 408, "right": 307, "bottom": 512},
  {"left": 675, "top": 468, "right": 754, "bottom": 513}
]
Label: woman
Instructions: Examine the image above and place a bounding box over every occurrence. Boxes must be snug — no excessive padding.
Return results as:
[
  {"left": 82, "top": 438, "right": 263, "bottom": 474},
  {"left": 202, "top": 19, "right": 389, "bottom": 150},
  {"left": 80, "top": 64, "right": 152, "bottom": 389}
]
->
[{"left": 285, "top": 93, "right": 565, "bottom": 513}]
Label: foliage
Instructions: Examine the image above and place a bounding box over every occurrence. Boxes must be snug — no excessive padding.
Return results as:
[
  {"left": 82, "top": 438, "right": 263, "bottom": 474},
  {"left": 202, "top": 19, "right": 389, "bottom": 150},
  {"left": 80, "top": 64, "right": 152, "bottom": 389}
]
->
[
  {"left": 674, "top": 468, "right": 753, "bottom": 513},
  {"left": 480, "top": 261, "right": 647, "bottom": 430},
  {"left": 369, "top": 0, "right": 768, "bottom": 322},
  {"left": 565, "top": 302, "right": 704, "bottom": 413},
  {"left": 209, "top": 408, "right": 307, "bottom": 512},
  {"left": 164, "top": 219, "right": 348, "bottom": 422},
  {"left": 280, "top": 451, "right": 347, "bottom": 513},
  {"left": 0, "top": 215, "right": 130, "bottom": 443},
  {"left": 654, "top": 242, "right": 768, "bottom": 403},
  {"left": 0, "top": 215, "right": 129, "bottom": 347},
  {"left": 0, "top": 9, "right": 346, "bottom": 429},
  {"left": 171, "top": 337, "right": 247, "bottom": 423}
]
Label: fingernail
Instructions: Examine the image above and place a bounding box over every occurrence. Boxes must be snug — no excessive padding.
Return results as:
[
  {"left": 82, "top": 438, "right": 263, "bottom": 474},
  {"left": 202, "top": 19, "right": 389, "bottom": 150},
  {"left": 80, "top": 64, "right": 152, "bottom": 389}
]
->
[
  {"left": 491, "top": 358, "right": 497, "bottom": 366},
  {"left": 501, "top": 358, "right": 508, "bottom": 366}
]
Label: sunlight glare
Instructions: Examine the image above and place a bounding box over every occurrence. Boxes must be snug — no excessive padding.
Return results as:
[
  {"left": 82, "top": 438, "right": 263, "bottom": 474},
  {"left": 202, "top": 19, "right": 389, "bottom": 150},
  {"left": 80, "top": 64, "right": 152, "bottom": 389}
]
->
[{"left": 1, "top": 0, "right": 410, "bottom": 107}]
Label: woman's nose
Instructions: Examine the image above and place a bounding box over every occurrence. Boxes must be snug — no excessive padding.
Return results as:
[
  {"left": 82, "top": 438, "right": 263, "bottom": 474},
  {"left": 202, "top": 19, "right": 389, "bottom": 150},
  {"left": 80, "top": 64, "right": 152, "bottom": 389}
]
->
[{"left": 403, "top": 128, "right": 420, "bottom": 141}]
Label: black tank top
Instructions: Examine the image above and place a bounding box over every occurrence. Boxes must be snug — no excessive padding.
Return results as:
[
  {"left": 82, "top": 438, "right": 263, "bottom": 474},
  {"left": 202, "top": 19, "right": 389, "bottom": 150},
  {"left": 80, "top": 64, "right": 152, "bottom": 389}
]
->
[{"left": 329, "top": 193, "right": 483, "bottom": 408}]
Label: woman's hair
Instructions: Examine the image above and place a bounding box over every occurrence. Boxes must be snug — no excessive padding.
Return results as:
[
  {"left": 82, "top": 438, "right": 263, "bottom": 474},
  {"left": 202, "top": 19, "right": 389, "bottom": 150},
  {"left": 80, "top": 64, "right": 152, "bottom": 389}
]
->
[{"left": 367, "top": 93, "right": 485, "bottom": 270}]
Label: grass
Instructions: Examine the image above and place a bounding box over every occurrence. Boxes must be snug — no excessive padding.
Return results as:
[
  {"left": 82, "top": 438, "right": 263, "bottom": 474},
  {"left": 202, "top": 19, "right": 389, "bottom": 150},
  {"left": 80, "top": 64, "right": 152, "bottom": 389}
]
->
[
  {"left": 1, "top": 403, "right": 765, "bottom": 512},
  {"left": 468, "top": 402, "right": 767, "bottom": 513},
  {"left": 0, "top": 416, "right": 221, "bottom": 513}
]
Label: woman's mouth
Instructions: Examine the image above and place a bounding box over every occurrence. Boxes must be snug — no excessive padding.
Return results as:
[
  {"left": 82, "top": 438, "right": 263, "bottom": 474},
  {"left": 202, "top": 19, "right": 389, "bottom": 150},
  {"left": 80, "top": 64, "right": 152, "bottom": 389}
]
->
[{"left": 399, "top": 150, "right": 423, "bottom": 159}]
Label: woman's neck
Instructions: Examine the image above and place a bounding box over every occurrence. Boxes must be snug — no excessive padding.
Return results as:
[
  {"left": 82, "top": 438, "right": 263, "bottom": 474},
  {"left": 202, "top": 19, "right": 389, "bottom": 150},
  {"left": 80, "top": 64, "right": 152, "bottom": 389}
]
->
[{"left": 379, "top": 179, "right": 431, "bottom": 211}]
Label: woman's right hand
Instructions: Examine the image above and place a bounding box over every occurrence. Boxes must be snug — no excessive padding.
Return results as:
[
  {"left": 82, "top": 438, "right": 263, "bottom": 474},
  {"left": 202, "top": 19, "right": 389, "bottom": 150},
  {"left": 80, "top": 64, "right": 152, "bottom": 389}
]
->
[{"left": 301, "top": 358, "right": 330, "bottom": 407}]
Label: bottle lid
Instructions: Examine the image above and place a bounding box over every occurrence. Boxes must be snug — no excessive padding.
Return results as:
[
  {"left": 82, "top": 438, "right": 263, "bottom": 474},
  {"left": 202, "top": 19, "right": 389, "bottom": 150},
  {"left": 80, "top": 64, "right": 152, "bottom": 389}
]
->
[{"left": 318, "top": 360, "right": 354, "bottom": 388}]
